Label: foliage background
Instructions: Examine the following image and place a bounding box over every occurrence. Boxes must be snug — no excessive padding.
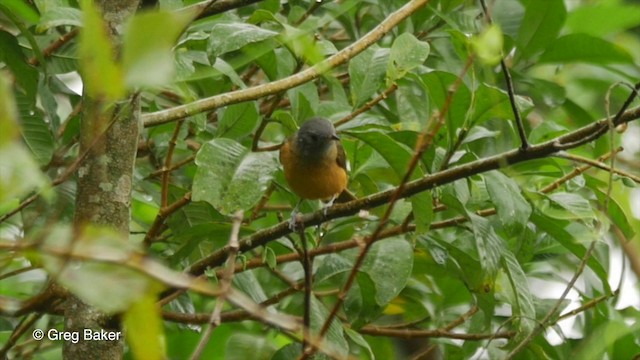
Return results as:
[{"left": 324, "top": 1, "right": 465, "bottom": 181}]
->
[{"left": 1, "top": 0, "right": 640, "bottom": 359}]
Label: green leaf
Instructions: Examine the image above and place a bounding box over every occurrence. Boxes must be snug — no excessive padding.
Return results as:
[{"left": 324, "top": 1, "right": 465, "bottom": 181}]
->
[
  {"left": 124, "top": 289, "right": 166, "bottom": 360},
  {"left": 0, "top": 31, "right": 38, "bottom": 101},
  {"left": 39, "top": 225, "right": 156, "bottom": 314},
  {"left": 422, "top": 71, "right": 471, "bottom": 143},
  {"left": 232, "top": 271, "right": 267, "bottom": 304},
  {"left": 0, "top": 1, "right": 40, "bottom": 24},
  {"left": 213, "top": 58, "right": 247, "bottom": 89},
  {"left": 461, "top": 126, "right": 500, "bottom": 145},
  {"left": 215, "top": 102, "right": 259, "bottom": 139},
  {"left": 574, "top": 320, "right": 640, "bottom": 360},
  {"left": 37, "top": 7, "right": 83, "bottom": 32},
  {"left": 344, "top": 328, "right": 374, "bottom": 360},
  {"left": 516, "top": 0, "right": 566, "bottom": 60},
  {"left": 500, "top": 251, "right": 536, "bottom": 335},
  {"left": 122, "top": 9, "right": 194, "bottom": 88},
  {"left": 360, "top": 237, "right": 413, "bottom": 307},
  {"left": 484, "top": 170, "right": 532, "bottom": 232},
  {"left": 470, "top": 83, "right": 534, "bottom": 126},
  {"left": 468, "top": 214, "right": 503, "bottom": 278},
  {"left": 279, "top": 24, "right": 324, "bottom": 65},
  {"left": 78, "top": 0, "right": 124, "bottom": 100},
  {"left": 387, "top": 32, "right": 430, "bottom": 81},
  {"left": 470, "top": 24, "right": 504, "bottom": 65},
  {"left": 349, "top": 47, "right": 389, "bottom": 108},
  {"left": 288, "top": 82, "right": 318, "bottom": 122},
  {"left": 538, "top": 34, "right": 634, "bottom": 65},
  {"left": 530, "top": 210, "right": 610, "bottom": 293},
  {"left": 566, "top": 4, "right": 640, "bottom": 37},
  {"left": 348, "top": 129, "right": 432, "bottom": 232},
  {"left": 310, "top": 297, "right": 349, "bottom": 359},
  {"left": 209, "top": 23, "right": 278, "bottom": 56},
  {"left": 225, "top": 333, "right": 275, "bottom": 360},
  {"left": 15, "top": 92, "right": 54, "bottom": 165},
  {"left": 192, "top": 138, "right": 277, "bottom": 215},
  {"left": 544, "top": 192, "right": 596, "bottom": 220}
]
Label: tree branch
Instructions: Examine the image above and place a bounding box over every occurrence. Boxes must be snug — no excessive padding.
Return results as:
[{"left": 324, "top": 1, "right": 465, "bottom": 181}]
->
[
  {"left": 141, "top": 0, "right": 432, "bottom": 127},
  {"left": 186, "top": 105, "right": 640, "bottom": 276}
]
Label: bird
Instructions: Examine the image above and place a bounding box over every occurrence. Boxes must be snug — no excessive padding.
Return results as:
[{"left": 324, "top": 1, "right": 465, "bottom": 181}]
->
[{"left": 279, "top": 117, "right": 349, "bottom": 226}]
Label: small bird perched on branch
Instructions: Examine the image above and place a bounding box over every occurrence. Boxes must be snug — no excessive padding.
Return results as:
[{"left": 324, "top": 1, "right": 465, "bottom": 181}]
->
[{"left": 279, "top": 117, "right": 351, "bottom": 227}]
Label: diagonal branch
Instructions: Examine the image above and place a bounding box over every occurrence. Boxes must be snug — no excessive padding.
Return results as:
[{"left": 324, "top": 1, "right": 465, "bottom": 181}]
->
[
  {"left": 141, "top": 0, "right": 432, "bottom": 127},
  {"left": 185, "top": 104, "right": 640, "bottom": 276}
]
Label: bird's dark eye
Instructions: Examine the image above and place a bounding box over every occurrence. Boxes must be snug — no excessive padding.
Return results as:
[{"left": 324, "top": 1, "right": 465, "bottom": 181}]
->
[{"left": 309, "top": 134, "right": 318, "bottom": 141}]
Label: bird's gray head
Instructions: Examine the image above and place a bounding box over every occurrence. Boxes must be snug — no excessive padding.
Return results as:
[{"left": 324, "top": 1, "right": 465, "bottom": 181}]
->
[{"left": 295, "top": 117, "right": 339, "bottom": 161}]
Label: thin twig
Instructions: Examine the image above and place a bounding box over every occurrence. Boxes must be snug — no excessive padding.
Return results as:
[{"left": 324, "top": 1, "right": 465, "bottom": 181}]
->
[
  {"left": 335, "top": 83, "right": 398, "bottom": 127},
  {"left": 190, "top": 210, "right": 244, "bottom": 360},
  {"left": 162, "top": 120, "right": 185, "bottom": 207},
  {"left": 555, "top": 151, "right": 640, "bottom": 184},
  {"left": 478, "top": 0, "right": 528, "bottom": 150},
  {"left": 505, "top": 240, "right": 598, "bottom": 358},
  {"left": 143, "top": 192, "right": 192, "bottom": 245}
]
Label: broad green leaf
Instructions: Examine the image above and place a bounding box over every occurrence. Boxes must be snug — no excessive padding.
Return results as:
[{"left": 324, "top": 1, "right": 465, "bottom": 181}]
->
[
  {"left": 349, "top": 47, "right": 389, "bottom": 108},
  {"left": 344, "top": 328, "right": 375, "bottom": 360},
  {"left": 468, "top": 214, "right": 503, "bottom": 278},
  {"left": 538, "top": 34, "right": 634, "bottom": 65},
  {"left": 225, "top": 333, "right": 275, "bottom": 360},
  {"left": 574, "top": 320, "right": 640, "bottom": 360},
  {"left": 232, "top": 271, "right": 267, "bottom": 304},
  {"left": 122, "top": 9, "right": 194, "bottom": 88},
  {"left": 0, "top": 75, "right": 49, "bottom": 209},
  {"left": 360, "top": 237, "right": 413, "bottom": 307},
  {"left": 0, "top": 143, "right": 49, "bottom": 211},
  {"left": 209, "top": 23, "right": 278, "bottom": 56},
  {"left": 0, "top": 1, "right": 40, "bottom": 24},
  {"left": 470, "top": 24, "right": 503, "bottom": 65},
  {"left": 124, "top": 289, "right": 166, "bottom": 360},
  {"left": 500, "top": 251, "right": 536, "bottom": 335},
  {"left": 15, "top": 92, "right": 54, "bottom": 165},
  {"left": 348, "top": 129, "right": 432, "bottom": 232},
  {"left": 310, "top": 297, "right": 349, "bottom": 359},
  {"left": 421, "top": 71, "right": 471, "bottom": 143},
  {"left": 0, "top": 31, "right": 38, "bottom": 101},
  {"left": 387, "top": 32, "right": 430, "bottom": 81},
  {"left": 395, "top": 77, "right": 430, "bottom": 125},
  {"left": 516, "top": 0, "right": 566, "bottom": 60},
  {"left": 279, "top": 24, "right": 324, "bottom": 65},
  {"left": 37, "top": 7, "right": 82, "bottom": 32},
  {"left": 587, "top": 177, "right": 635, "bottom": 240},
  {"left": 270, "top": 344, "right": 301, "bottom": 360},
  {"left": 484, "top": 170, "right": 532, "bottom": 232},
  {"left": 192, "top": 139, "right": 277, "bottom": 215},
  {"left": 213, "top": 58, "right": 246, "bottom": 89},
  {"left": 461, "top": 126, "right": 500, "bottom": 145},
  {"left": 470, "top": 83, "right": 534, "bottom": 126},
  {"left": 0, "top": 74, "right": 19, "bottom": 143},
  {"left": 566, "top": 4, "right": 640, "bottom": 36},
  {"left": 39, "top": 225, "right": 156, "bottom": 314},
  {"left": 288, "top": 82, "right": 318, "bottom": 123},
  {"left": 344, "top": 272, "right": 378, "bottom": 326},
  {"left": 318, "top": 238, "right": 413, "bottom": 325},
  {"left": 530, "top": 210, "right": 610, "bottom": 293},
  {"left": 545, "top": 192, "right": 596, "bottom": 220},
  {"left": 215, "top": 102, "right": 259, "bottom": 139},
  {"left": 78, "top": 0, "right": 124, "bottom": 100}
]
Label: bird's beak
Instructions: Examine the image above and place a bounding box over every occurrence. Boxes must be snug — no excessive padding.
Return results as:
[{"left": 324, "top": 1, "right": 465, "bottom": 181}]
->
[{"left": 331, "top": 133, "right": 340, "bottom": 140}]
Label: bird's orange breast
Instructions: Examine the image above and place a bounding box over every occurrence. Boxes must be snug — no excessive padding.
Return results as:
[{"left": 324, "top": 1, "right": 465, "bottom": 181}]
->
[{"left": 280, "top": 140, "right": 347, "bottom": 201}]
